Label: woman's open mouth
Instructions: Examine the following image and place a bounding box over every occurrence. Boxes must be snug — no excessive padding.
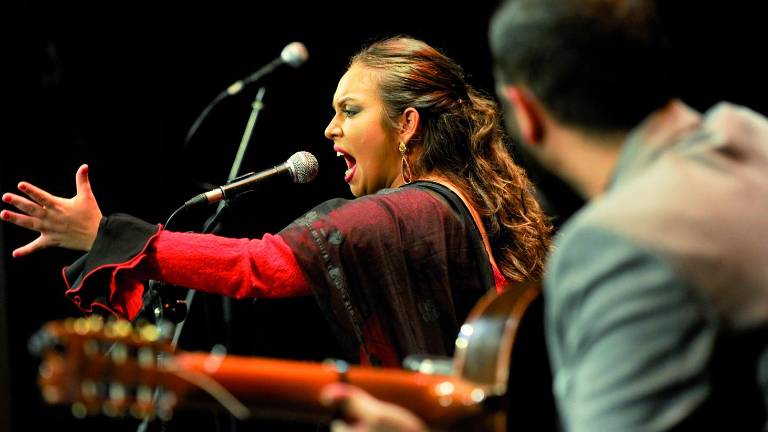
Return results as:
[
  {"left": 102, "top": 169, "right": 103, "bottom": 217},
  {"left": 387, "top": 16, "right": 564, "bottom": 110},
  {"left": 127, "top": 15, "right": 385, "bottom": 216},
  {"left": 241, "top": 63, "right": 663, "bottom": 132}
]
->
[{"left": 334, "top": 145, "right": 357, "bottom": 183}]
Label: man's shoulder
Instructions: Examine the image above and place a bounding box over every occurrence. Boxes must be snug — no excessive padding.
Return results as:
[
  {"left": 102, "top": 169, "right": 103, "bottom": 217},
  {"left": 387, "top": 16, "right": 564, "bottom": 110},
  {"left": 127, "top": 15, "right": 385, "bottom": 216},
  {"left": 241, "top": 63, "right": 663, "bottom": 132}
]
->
[
  {"left": 704, "top": 102, "right": 768, "bottom": 125},
  {"left": 548, "top": 208, "right": 645, "bottom": 281},
  {"left": 703, "top": 102, "right": 768, "bottom": 152}
]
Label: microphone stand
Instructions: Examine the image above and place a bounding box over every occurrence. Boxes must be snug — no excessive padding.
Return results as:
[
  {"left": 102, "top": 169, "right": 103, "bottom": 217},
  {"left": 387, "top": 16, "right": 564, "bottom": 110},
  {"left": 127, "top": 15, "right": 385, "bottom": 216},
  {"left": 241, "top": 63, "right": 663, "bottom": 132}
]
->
[
  {"left": 222, "top": 86, "right": 267, "bottom": 210},
  {"left": 211, "top": 85, "right": 267, "bottom": 345},
  {"left": 158, "top": 85, "right": 267, "bottom": 349},
  {"left": 136, "top": 88, "right": 267, "bottom": 432}
]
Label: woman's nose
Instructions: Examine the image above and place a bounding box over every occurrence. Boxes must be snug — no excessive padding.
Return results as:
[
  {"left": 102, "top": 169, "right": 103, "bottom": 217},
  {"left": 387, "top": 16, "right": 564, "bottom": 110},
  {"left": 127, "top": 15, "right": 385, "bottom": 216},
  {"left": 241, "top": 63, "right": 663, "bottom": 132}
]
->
[{"left": 325, "top": 118, "right": 341, "bottom": 140}]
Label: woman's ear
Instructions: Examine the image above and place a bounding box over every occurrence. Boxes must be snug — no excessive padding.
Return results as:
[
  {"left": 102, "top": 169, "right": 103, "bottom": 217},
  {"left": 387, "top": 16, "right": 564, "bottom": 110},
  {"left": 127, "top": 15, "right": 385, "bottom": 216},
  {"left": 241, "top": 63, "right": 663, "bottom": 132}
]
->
[
  {"left": 399, "top": 107, "right": 420, "bottom": 144},
  {"left": 502, "top": 85, "right": 543, "bottom": 145}
]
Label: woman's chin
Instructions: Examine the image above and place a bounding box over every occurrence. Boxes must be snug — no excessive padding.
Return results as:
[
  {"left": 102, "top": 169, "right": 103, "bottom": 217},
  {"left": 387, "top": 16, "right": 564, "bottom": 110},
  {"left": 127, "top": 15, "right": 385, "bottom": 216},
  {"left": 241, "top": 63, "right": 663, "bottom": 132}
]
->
[{"left": 349, "top": 185, "right": 364, "bottom": 197}]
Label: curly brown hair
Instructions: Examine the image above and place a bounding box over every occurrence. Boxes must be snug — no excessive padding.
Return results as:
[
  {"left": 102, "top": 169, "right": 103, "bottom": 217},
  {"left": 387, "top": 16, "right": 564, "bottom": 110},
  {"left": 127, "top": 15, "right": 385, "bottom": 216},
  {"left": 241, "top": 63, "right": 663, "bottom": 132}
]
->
[{"left": 351, "top": 37, "right": 552, "bottom": 283}]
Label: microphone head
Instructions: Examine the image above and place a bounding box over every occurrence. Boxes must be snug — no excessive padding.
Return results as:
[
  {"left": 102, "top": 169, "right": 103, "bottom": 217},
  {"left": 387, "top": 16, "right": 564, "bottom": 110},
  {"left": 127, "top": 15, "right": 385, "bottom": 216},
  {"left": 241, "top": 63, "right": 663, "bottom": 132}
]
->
[
  {"left": 286, "top": 151, "right": 319, "bottom": 184},
  {"left": 280, "top": 42, "right": 309, "bottom": 68}
]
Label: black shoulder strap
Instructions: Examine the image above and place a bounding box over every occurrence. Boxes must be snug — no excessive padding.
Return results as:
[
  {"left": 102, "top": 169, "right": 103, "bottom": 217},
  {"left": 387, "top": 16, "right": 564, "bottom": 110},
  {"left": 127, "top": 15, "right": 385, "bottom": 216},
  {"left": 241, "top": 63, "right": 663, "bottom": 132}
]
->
[{"left": 406, "top": 181, "right": 494, "bottom": 288}]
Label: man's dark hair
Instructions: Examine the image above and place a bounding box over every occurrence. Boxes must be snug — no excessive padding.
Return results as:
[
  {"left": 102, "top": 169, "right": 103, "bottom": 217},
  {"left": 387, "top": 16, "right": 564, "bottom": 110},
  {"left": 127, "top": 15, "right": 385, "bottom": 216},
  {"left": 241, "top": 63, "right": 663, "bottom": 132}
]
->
[{"left": 490, "top": 0, "right": 674, "bottom": 134}]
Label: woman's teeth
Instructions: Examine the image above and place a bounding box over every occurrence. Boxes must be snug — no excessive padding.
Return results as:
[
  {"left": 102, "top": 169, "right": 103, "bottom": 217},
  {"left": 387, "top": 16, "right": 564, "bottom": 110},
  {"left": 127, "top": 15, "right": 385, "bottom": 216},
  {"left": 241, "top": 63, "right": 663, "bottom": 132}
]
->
[{"left": 337, "top": 151, "right": 356, "bottom": 182}]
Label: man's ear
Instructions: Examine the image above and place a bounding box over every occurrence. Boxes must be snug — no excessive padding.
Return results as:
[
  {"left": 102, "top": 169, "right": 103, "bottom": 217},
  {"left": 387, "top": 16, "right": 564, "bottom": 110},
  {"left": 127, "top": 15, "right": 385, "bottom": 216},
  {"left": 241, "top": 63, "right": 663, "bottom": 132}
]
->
[
  {"left": 502, "top": 85, "right": 543, "bottom": 145},
  {"left": 399, "top": 107, "right": 420, "bottom": 144}
]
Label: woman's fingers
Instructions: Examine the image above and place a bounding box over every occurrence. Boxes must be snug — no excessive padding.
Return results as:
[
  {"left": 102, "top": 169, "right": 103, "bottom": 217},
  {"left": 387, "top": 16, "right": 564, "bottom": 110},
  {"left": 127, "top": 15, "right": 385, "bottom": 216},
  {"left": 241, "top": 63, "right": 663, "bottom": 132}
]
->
[
  {"left": 12, "top": 236, "right": 47, "bottom": 258},
  {"left": 17, "top": 181, "right": 59, "bottom": 209},
  {"left": 321, "top": 384, "right": 427, "bottom": 432},
  {"left": 2, "top": 192, "right": 46, "bottom": 218},
  {"left": 75, "top": 164, "right": 93, "bottom": 197},
  {"left": 0, "top": 209, "right": 43, "bottom": 232}
]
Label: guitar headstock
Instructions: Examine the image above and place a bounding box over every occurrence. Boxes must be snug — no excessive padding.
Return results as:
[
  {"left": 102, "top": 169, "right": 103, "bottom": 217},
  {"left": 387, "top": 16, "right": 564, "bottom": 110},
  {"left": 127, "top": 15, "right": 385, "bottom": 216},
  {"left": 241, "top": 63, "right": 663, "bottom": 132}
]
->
[{"left": 30, "top": 316, "right": 181, "bottom": 421}]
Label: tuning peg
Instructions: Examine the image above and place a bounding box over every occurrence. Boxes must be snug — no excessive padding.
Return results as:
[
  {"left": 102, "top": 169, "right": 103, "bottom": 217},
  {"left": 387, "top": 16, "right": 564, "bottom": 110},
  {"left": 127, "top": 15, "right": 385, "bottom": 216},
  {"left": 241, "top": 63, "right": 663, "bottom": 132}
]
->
[
  {"left": 71, "top": 401, "right": 88, "bottom": 419},
  {"left": 129, "top": 402, "right": 153, "bottom": 420},
  {"left": 85, "top": 315, "right": 104, "bottom": 332},
  {"left": 110, "top": 343, "right": 128, "bottom": 365},
  {"left": 137, "top": 323, "right": 160, "bottom": 343},
  {"left": 137, "top": 346, "right": 156, "bottom": 368},
  {"left": 136, "top": 385, "right": 154, "bottom": 405},
  {"left": 70, "top": 400, "right": 101, "bottom": 419},
  {"left": 38, "top": 360, "right": 54, "bottom": 381},
  {"left": 157, "top": 409, "right": 173, "bottom": 422},
  {"left": 156, "top": 392, "right": 177, "bottom": 421},
  {"left": 28, "top": 327, "right": 59, "bottom": 356},
  {"left": 83, "top": 339, "right": 100, "bottom": 357},
  {"left": 80, "top": 379, "right": 99, "bottom": 399},
  {"left": 41, "top": 384, "right": 62, "bottom": 404},
  {"left": 73, "top": 318, "right": 91, "bottom": 335},
  {"left": 105, "top": 319, "right": 133, "bottom": 339},
  {"left": 101, "top": 400, "right": 121, "bottom": 418},
  {"left": 116, "top": 319, "right": 133, "bottom": 335},
  {"left": 102, "top": 384, "right": 130, "bottom": 418},
  {"left": 108, "top": 382, "right": 127, "bottom": 403},
  {"left": 63, "top": 317, "right": 77, "bottom": 333}
]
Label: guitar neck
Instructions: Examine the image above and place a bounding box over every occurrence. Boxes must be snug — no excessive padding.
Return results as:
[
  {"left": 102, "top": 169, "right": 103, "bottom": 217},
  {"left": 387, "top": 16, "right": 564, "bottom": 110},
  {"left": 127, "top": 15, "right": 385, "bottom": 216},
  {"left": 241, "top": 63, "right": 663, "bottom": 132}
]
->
[{"left": 171, "top": 352, "right": 486, "bottom": 427}]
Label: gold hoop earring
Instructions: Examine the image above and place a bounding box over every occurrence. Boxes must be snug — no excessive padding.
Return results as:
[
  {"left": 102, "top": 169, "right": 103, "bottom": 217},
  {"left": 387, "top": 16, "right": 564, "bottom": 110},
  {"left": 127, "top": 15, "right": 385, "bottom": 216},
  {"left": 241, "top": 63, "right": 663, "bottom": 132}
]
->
[{"left": 399, "top": 141, "right": 413, "bottom": 184}]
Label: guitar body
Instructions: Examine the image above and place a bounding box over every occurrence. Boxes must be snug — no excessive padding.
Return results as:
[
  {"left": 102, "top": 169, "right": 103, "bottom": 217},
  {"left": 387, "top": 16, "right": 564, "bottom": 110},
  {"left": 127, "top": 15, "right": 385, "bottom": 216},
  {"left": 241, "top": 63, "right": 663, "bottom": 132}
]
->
[
  {"left": 32, "top": 282, "right": 556, "bottom": 431},
  {"left": 452, "top": 281, "right": 557, "bottom": 431}
]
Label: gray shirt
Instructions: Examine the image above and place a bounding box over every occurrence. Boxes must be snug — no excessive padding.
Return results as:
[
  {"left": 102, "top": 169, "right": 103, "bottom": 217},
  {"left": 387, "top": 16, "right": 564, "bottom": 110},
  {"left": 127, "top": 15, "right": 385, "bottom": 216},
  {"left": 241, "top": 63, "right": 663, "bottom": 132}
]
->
[{"left": 546, "top": 101, "right": 768, "bottom": 431}]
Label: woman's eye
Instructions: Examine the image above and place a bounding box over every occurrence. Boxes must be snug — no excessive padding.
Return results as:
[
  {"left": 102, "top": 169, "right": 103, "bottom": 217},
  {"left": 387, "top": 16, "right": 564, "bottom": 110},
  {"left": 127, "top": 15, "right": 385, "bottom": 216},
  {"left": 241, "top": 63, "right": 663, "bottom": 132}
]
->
[{"left": 343, "top": 109, "right": 358, "bottom": 117}]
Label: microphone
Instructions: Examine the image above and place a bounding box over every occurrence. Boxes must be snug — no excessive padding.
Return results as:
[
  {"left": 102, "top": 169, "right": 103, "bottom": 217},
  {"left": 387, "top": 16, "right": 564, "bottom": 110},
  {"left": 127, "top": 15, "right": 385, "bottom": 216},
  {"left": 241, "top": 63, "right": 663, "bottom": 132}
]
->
[
  {"left": 226, "top": 42, "right": 309, "bottom": 96},
  {"left": 184, "top": 42, "right": 309, "bottom": 148},
  {"left": 184, "top": 151, "right": 318, "bottom": 208}
]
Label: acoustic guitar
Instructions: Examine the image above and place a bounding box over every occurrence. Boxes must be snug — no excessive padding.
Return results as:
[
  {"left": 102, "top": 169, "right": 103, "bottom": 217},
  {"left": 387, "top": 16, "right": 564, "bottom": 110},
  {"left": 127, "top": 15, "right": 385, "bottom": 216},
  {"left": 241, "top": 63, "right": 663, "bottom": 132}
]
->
[{"left": 30, "top": 281, "right": 554, "bottom": 431}]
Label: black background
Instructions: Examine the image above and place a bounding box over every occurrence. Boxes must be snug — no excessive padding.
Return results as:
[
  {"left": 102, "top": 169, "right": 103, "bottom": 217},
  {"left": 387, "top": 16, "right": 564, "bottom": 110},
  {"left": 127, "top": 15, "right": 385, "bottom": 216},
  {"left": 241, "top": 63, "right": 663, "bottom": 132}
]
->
[{"left": 1, "top": 1, "right": 765, "bottom": 431}]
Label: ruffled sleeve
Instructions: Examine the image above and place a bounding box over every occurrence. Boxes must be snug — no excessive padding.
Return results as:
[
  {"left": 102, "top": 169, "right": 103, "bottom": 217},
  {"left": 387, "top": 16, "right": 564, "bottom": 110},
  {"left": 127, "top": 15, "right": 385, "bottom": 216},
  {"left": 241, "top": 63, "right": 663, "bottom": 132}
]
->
[{"left": 63, "top": 213, "right": 161, "bottom": 319}]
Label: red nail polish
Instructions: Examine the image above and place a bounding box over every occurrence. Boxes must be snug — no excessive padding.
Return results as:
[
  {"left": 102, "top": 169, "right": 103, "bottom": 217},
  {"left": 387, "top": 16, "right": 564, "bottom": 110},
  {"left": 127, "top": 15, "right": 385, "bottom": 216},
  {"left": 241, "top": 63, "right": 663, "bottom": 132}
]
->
[
  {"left": 1, "top": 211, "right": 9, "bottom": 220},
  {"left": 2, "top": 195, "right": 10, "bottom": 203},
  {"left": 18, "top": 183, "right": 26, "bottom": 191}
]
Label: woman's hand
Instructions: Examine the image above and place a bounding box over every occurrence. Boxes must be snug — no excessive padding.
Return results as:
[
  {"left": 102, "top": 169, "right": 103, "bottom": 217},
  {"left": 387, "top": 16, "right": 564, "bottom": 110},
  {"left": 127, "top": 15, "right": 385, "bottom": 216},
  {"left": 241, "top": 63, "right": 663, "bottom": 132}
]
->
[
  {"left": 1, "top": 164, "right": 103, "bottom": 257},
  {"left": 320, "top": 383, "right": 428, "bottom": 432}
]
